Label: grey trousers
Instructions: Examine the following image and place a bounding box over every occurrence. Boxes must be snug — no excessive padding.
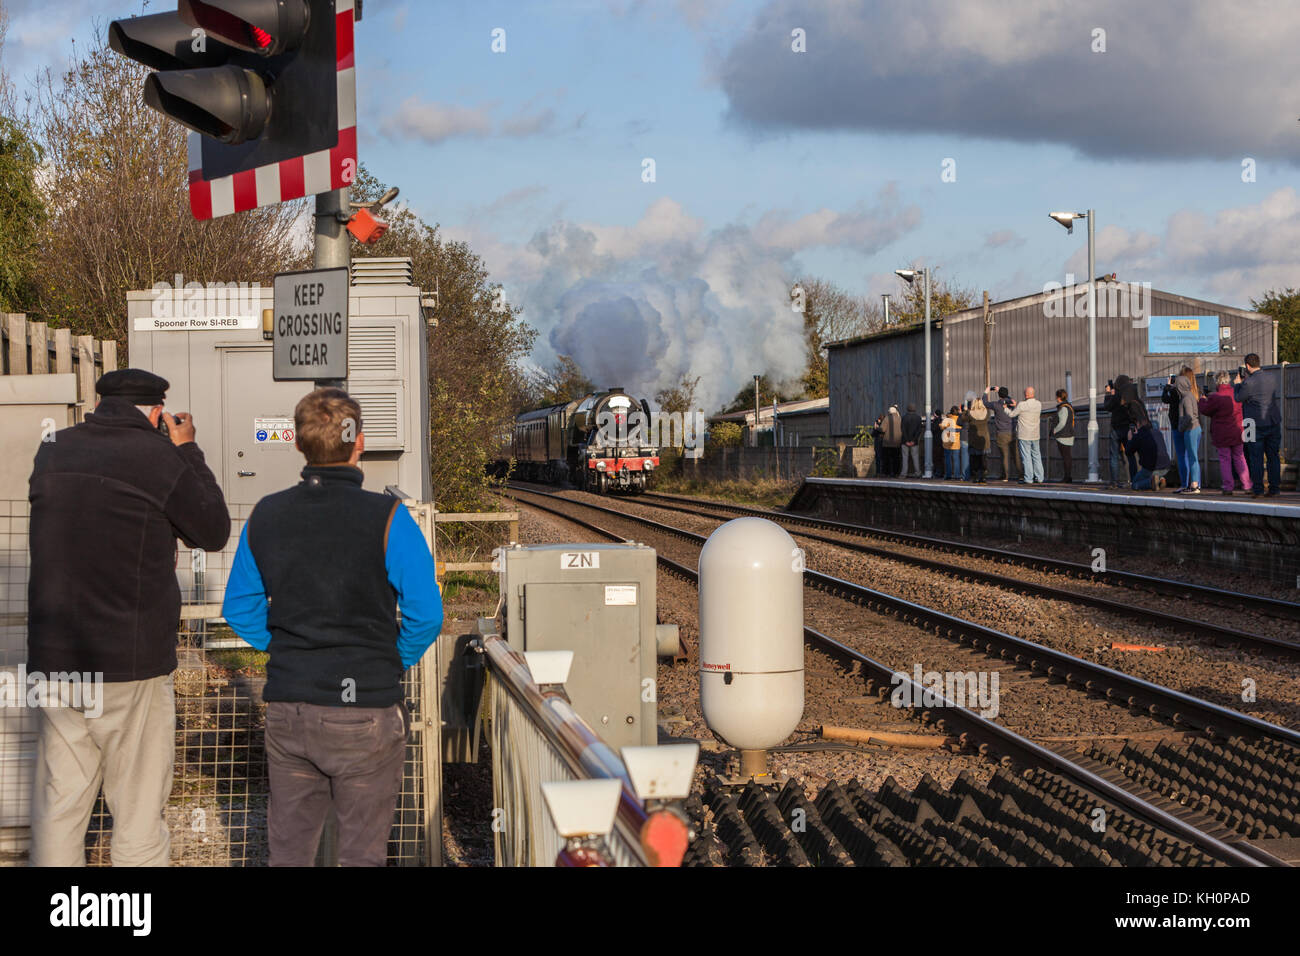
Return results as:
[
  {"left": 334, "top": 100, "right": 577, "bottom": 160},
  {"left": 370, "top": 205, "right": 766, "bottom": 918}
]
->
[
  {"left": 30, "top": 672, "right": 175, "bottom": 867},
  {"left": 265, "top": 700, "right": 407, "bottom": 867},
  {"left": 901, "top": 444, "right": 921, "bottom": 477}
]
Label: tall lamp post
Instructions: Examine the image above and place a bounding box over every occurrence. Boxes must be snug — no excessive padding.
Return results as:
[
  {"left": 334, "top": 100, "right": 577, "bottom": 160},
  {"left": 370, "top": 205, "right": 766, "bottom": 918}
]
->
[
  {"left": 881, "top": 294, "right": 891, "bottom": 326},
  {"left": 895, "top": 268, "right": 932, "bottom": 479},
  {"left": 1049, "top": 210, "right": 1099, "bottom": 483}
]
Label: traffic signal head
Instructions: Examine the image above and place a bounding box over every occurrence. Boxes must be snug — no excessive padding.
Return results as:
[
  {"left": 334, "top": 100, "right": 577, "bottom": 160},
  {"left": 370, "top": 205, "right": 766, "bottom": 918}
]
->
[
  {"left": 146, "top": 66, "right": 270, "bottom": 144},
  {"left": 179, "top": 0, "right": 310, "bottom": 56},
  {"left": 109, "top": 0, "right": 357, "bottom": 219}
]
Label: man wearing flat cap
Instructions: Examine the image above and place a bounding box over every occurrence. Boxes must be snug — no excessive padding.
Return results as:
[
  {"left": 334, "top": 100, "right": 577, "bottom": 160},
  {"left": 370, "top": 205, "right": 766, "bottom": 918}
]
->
[{"left": 27, "top": 368, "right": 230, "bottom": 866}]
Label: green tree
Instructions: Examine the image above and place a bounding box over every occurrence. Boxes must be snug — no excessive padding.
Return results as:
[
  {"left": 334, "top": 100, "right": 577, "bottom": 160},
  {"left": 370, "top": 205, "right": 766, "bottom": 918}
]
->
[
  {"left": 792, "top": 277, "right": 880, "bottom": 398},
  {"left": 1251, "top": 288, "right": 1300, "bottom": 364},
  {"left": 887, "top": 264, "right": 977, "bottom": 326},
  {"left": 707, "top": 421, "right": 743, "bottom": 448},
  {"left": 529, "top": 354, "right": 594, "bottom": 407},
  {"left": 654, "top": 373, "right": 701, "bottom": 417},
  {"left": 0, "top": 116, "right": 43, "bottom": 312},
  {"left": 351, "top": 165, "right": 537, "bottom": 512},
  {"left": 653, "top": 373, "right": 701, "bottom": 449},
  {"left": 24, "top": 45, "right": 305, "bottom": 344}
]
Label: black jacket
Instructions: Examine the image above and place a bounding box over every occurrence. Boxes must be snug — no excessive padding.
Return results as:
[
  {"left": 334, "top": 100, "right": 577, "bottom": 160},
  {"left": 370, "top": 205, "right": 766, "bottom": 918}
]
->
[
  {"left": 27, "top": 397, "right": 230, "bottom": 681},
  {"left": 901, "top": 412, "right": 924, "bottom": 443},
  {"left": 1128, "top": 424, "right": 1171, "bottom": 472},
  {"left": 248, "top": 466, "right": 404, "bottom": 707},
  {"left": 1161, "top": 382, "right": 1181, "bottom": 431},
  {"left": 1103, "top": 375, "right": 1147, "bottom": 432}
]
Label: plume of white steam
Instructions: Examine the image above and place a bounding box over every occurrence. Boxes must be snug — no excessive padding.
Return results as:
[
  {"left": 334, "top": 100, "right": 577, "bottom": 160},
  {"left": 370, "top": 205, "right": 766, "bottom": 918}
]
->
[
  {"left": 462, "top": 192, "right": 919, "bottom": 412},
  {"left": 519, "top": 201, "right": 806, "bottom": 411}
]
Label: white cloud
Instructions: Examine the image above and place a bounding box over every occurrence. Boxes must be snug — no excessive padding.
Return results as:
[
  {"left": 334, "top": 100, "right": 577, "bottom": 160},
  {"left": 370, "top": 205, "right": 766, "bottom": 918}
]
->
[
  {"left": 755, "top": 185, "right": 920, "bottom": 253},
  {"left": 444, "top": 193, "right": 922, "bottom": 410},
  {"left": 1062, "top": 188, "right": 1300, "bottom": 305},
  {"left": 984, "top": 229, "right": 1024, "bottom": 249},
  {"left": 379, "top": 96, "right": 557, "bottom": 145},
  {"left": 720, "top": 0, "right": 1300, "bottom": 162}
]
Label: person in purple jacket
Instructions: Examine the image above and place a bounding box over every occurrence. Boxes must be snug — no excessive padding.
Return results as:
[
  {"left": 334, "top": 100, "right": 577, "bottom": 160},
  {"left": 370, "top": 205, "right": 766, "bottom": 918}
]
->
[{"left": 1198, "top": 372, "right": 1252, "bottom": 496}]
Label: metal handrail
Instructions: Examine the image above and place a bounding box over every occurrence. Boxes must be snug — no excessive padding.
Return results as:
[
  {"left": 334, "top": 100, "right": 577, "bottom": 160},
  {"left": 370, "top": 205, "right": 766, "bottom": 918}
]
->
[{"left": 478, "top": 632, "right": 651, "bottom": 866}]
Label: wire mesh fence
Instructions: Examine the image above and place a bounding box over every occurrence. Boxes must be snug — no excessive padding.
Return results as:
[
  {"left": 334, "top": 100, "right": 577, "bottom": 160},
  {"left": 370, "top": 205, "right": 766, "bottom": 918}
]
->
[{"left": 0, "top": 499, "right": 440, "bottom": 867}]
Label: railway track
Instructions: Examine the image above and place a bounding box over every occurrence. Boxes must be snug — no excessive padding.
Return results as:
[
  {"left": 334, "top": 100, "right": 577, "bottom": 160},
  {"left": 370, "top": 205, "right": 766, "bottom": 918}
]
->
[
  {"left": 506, "top": 483, "right": 1300, "bottom": 867},
  {"left": 625, "top": 489, "right": 1300, "bottom": 656}
]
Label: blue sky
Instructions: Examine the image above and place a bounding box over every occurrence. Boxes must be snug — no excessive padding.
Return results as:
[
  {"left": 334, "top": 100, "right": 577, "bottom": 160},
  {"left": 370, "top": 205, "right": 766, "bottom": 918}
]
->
[{"left": 6, "top": 0, "right": 1300, "bottom": 407}]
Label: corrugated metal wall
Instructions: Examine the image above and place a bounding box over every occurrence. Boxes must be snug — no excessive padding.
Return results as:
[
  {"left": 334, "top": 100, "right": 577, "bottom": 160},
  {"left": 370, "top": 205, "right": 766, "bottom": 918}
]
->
[
  {"left": 829, "top": 284, "right": 1275, "bottom": 440},
  {"left": 828, "top": 327, "right": 942, "bottom": 437},
  {"left": 777, "top": 412, "right": 831, "bottom": 446},
  {"left": 941, "top": 284, "right": 1273, "bottom": 412}
]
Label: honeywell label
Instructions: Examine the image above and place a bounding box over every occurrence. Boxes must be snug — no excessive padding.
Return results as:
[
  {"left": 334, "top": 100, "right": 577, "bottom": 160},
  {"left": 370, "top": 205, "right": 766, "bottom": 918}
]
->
[
  {"left": 561, "top": 552, "right": 599, "bottom": 570},
  {"left": 604, "top": 585, "right": 637, "bottom": 606}
]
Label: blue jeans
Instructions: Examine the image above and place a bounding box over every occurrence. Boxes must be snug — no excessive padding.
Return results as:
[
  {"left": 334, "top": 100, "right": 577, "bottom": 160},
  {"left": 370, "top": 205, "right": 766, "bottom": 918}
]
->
[
  {"left": 944, "top": 448, "right": 960, "bottom": 477},
  {"left": 960, "top": 441, "right": 970, "bottom": 480},
  {"left": 1245, "top": 423, "right": 1282, "bottom": 492},
  {"left": 1173, "top": 425, "right": 1201, "bottom": 487},
  {"left": 1131, "top": 467, "right": 1156, "bottom": 490},
  {"left": 1018, "top": 439, "right": 1043, "bottom": 482}
]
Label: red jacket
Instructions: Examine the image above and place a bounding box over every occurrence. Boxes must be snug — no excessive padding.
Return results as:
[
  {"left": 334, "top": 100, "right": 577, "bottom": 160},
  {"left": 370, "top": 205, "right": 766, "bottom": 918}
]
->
[{"left": 1198, "top": 384, "right": 1243, "bottom": 448}]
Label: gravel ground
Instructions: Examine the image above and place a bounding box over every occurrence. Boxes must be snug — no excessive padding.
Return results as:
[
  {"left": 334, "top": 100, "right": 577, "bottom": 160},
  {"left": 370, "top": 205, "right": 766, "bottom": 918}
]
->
[
  {"left": 512, "top": 499, "right": 996, "bottom": 799},
  {"left": 532, "top": 486, "right": 1300, "bottom": 732},
  {"left": 644, "top": 491, "right": 1300, "bottom": 643}
]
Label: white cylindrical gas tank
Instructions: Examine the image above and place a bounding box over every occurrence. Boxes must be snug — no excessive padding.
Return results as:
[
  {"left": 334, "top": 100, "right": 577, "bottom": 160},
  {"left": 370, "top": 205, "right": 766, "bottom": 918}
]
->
[{"left": 698, "top": 518, "right": 804, "bottom": 750}]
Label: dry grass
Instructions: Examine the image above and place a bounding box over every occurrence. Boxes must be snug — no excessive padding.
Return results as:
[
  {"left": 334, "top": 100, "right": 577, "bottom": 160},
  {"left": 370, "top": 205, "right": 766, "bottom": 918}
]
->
[{"left": 650, "top": 473, "right": 800, "bottom": 509}]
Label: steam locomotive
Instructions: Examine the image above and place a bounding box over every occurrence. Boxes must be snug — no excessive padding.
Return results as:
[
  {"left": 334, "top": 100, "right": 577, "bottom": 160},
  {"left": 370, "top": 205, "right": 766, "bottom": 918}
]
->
[{"left": 509, "top": 388, "right": 660, "bottom": 494}]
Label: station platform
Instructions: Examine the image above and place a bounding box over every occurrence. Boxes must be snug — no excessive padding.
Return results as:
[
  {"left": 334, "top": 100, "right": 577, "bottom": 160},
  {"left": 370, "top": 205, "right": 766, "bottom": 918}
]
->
[{"left": 788, "top": 477, "right": 1300, "bottom": 587}]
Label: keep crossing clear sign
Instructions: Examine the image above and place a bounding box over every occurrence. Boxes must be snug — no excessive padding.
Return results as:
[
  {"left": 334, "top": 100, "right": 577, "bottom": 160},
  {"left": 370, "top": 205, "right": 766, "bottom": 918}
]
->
[{"left": 273, "top": 267, "right": 349, "bottom": 380}]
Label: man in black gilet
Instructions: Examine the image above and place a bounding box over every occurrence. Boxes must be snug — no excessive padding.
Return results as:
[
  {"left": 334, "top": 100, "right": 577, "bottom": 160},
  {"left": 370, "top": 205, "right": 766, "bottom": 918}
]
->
[{"left": 222, "top": 388, "right": 441, "bottom": 866}]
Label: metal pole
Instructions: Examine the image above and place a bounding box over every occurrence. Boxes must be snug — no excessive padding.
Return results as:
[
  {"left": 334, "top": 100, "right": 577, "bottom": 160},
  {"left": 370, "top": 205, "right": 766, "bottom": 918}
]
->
[
  {"left": 882, "top": 294, "right": 890, "bottom": 326},
  {"left": 753, "top": 374, "right": 760, "bottom": 447},
  {"left": 982, "top": 290, "right": 991, "bottom": 390},
  {"left": 315, "top": 188, "right": 351, "bottom": 269},
  {"left": 1086, "top": 210, "right": 1099, "bottom": 482},
  {"left": 312, "top": 186, "right": 350, "bottom": 865},
  {"left": 923, "top": 268, "right": 933, "bottom": 479}
]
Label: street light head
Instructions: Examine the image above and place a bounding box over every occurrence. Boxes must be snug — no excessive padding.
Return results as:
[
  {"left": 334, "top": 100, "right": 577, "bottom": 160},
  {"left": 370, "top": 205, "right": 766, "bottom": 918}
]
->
[
  {"left": 1049, "top": 211, "right": 1086, "bottom": 234},
  {"left": 894, "top": 269, "right": 919, "bottom": 283}
]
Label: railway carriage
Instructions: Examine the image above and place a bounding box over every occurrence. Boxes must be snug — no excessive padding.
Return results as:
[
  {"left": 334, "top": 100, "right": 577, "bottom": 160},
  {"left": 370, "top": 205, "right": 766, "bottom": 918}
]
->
[{"left": 508, "top": 388, "right": 660, "bottom": 493}]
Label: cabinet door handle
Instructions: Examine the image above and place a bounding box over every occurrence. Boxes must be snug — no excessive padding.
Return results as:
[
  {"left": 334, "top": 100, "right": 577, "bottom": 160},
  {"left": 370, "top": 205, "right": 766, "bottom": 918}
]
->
[{"left": 237, "top": 470, "right": 256, "bottom": 477}]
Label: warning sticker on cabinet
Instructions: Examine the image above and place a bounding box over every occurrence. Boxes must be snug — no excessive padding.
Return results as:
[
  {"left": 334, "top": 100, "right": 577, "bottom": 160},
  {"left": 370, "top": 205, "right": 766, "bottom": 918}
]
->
[
  {"left": 254, "top": 417, "right": 295, "bottom": 445},
  {"left": 604, "top": 585, "right": 637, "bottom": 606}
]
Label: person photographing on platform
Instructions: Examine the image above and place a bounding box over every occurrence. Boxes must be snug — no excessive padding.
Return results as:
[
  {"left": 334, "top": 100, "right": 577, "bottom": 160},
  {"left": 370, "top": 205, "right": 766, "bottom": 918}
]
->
[{"left": 1007, "top": 386, "right": 1044, "bottom": 484}]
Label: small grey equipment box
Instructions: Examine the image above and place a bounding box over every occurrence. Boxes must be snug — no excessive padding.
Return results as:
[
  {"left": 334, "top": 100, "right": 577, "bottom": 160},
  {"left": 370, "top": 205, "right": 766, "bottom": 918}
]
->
[{"left": 500, "top": 542, "right": 657, "bottom": 749}]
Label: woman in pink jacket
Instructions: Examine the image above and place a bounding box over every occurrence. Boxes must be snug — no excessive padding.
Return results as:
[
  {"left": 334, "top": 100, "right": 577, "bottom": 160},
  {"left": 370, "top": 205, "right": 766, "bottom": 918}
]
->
[{"left": 1198, "top": 371, "right": 1252, "bottom": 495}]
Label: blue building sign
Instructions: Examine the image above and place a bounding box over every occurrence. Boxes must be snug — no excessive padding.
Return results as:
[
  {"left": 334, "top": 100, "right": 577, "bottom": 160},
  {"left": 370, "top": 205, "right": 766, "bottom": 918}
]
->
[{"left": 1148, "top": 314, "right": 1219, "bottom": 353}]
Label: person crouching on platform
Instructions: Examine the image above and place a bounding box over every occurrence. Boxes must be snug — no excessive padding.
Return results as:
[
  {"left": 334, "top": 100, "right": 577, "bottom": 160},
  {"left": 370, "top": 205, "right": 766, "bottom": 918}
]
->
[
  {"left": 1125, "top": 421, "right": 1169, "bottom": 492},
  {"left": 222, "top": 388, "right": 442, "bottom": 866}
]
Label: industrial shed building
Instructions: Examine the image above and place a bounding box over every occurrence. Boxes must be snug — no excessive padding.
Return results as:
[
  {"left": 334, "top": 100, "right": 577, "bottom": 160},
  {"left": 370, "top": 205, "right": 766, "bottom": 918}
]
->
[{"left": 828, "top": 279, "right": 1276, "bottom": 439}]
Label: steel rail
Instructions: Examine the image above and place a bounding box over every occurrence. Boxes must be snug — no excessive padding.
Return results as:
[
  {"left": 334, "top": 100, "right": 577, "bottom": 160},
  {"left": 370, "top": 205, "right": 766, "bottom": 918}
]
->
[
  {"left": 619, "top": 491, "right": 1300, "bottom": 656},
  {"left": 507, "top": 487, "right": 1273, "bottom": 867},
  {"left": 640, "top": 489, "right": 1300, "bottom": 625},
  {"left": 511, "top": 484, "right": 1300, "bottom": 750}
]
